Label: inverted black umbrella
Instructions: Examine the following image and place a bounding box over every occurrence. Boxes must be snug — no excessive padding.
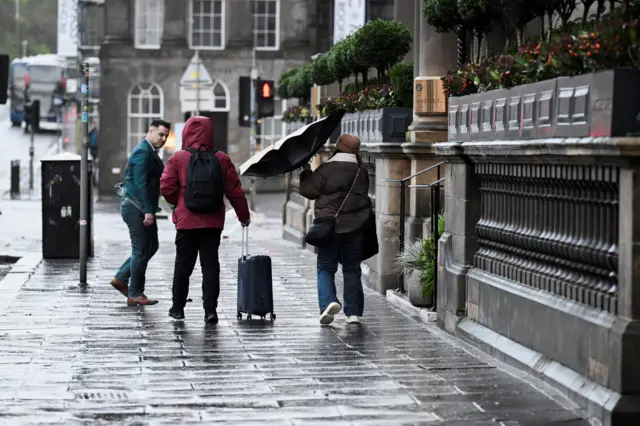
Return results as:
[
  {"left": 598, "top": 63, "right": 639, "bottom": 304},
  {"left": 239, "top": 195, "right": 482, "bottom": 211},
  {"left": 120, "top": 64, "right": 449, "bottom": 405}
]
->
[{"left": 239, "top": 108, "right": 346, "bottom": 178}]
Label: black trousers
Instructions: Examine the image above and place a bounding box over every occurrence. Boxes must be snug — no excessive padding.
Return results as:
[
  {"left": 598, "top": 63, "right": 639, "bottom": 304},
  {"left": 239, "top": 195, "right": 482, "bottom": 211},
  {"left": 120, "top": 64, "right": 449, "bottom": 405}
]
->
[{"left": 173, "top": 228, "right": 222, "bottom": 311}]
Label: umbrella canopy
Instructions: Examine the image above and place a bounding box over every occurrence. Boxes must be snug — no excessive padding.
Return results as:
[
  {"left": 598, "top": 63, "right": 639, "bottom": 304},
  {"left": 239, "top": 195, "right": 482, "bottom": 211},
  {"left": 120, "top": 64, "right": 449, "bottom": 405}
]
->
[{"left": 239, "top": 108, "right": 346, "bottom": 178}]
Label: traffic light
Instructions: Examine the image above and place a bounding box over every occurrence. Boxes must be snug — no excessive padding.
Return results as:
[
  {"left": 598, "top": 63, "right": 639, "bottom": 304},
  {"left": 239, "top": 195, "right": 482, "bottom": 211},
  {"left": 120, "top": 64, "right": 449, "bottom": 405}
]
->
[{"left": 256, "top": 79, "right": 275, "bottom": 118}]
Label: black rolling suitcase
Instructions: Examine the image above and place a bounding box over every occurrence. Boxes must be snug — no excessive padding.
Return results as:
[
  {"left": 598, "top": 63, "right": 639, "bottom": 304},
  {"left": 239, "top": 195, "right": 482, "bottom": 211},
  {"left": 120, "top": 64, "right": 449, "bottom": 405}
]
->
[{"left": 237, "top": 228, "right": 275, "bottom": 321}]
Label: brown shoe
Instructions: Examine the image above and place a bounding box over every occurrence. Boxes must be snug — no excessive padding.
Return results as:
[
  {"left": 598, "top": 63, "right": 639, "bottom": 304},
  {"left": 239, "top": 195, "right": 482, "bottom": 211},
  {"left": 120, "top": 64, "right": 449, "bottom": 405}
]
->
[
  {"left": 127, "top": 295, "right": 159, "bottom": 306},
  {"left": 110, "top": 278, "right": 129, "bottom": 297}
]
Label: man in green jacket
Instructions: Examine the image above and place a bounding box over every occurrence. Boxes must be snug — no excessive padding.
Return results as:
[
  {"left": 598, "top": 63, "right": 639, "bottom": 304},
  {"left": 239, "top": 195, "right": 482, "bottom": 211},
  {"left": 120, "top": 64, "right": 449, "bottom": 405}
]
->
[{"left": 110, "top": 119, "right": 170, "bottom": 306}]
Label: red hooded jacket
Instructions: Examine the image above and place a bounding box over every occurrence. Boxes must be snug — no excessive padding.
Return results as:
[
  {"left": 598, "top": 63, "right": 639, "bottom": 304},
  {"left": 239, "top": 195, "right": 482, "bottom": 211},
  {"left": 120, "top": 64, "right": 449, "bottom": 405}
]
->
[{"left": 160, "top": 116, "right": 250, "bottom": 230}]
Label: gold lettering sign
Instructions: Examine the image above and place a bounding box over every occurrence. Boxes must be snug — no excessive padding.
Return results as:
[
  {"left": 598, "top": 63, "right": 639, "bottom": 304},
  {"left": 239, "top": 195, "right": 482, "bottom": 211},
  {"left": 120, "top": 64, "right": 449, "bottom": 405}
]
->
[{"left": 414, "top": 77, "right": 447, "bottom": 115}]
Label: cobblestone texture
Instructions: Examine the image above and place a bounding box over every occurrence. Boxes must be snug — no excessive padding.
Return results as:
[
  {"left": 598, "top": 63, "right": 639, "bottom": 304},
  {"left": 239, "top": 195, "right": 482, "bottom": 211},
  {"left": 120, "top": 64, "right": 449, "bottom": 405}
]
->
[{"left": 0, "top": 200, "right": 596, "bottom": 425}]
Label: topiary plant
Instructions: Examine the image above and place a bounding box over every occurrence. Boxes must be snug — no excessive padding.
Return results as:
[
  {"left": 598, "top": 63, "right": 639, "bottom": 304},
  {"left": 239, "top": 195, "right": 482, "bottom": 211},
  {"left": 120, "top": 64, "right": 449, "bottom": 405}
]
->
[
  {"left": 289, "top": 64, "right": 313, "bottom": 103},
  {"left": 389, "top": 61, "right": 414, "bottom": 107},
  {"left": 343, "top": 33, "right": 370, "bottom": 90},
  {"left": 351, "top": 19, "right": 413, "bottom": 82},
  {"left": 278, "top": 68, "right": 298, "bottom": 99},
  {"left": 310, "top": 54, "right": 336, "bottom": 87},
  {"left": 327, "top": 38, "right": 352, "bottom": 92}
]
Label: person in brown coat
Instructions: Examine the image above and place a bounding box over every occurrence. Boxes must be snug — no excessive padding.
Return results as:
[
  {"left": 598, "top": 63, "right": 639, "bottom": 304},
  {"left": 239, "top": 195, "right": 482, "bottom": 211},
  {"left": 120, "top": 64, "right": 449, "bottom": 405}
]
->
[{"left": 299, "top": 134, "right": 374, "bottom": 325}]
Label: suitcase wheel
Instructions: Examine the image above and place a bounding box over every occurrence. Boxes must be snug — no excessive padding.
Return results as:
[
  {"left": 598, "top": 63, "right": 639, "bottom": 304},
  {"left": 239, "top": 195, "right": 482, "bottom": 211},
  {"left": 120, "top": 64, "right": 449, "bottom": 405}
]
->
[
  {"left": 237, "top": 312, "right": 242, "bottom": 320},
  {"left": 247, "top": 314, "right": 252, "bottom": 320},
  {"left": 270, "top": 313, "right": 276, "bottom": 321}
]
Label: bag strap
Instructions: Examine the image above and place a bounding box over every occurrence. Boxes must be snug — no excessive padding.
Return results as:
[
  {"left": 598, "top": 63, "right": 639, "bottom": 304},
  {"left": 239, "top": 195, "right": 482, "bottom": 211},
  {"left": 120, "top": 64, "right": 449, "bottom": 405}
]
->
[{"left": 334, "top": 166, "right": 361, "bottom": 219}]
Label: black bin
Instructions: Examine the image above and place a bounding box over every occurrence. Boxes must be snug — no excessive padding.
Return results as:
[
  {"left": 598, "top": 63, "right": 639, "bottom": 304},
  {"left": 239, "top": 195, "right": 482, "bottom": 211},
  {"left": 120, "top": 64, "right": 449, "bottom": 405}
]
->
[{"left": 40, "top": 152, "right": 94, "bottom": 259}]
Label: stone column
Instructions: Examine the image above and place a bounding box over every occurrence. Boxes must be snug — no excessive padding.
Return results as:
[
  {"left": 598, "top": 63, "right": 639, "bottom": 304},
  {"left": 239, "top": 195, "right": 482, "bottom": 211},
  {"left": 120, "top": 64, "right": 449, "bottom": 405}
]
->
[
  {"left": 360, "top": 146, "right": 411, "bottom": 295},
  {"left": 408, "top": 0, "right": 457, "bottom": 143},
  {"left": 103, "top": 0, "right": 132, "bottom": 44},
  {"left": 393, "top": 0, "right": 415, "bottom": 62},
  {"left": 435, "top": 152, "right": 481, "bottom": 332},
  {"left": 162, "top": 0, "right": 188, "bottom": 46},
  {"left": 611, "top": 167, "right": 640, "bottom": 398}
]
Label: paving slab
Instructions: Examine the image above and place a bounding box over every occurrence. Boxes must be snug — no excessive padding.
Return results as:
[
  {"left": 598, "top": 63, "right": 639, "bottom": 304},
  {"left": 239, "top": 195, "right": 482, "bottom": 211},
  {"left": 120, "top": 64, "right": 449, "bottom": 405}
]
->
[{"left": 0, "top": 201, "right": 598, "bottom": 425}]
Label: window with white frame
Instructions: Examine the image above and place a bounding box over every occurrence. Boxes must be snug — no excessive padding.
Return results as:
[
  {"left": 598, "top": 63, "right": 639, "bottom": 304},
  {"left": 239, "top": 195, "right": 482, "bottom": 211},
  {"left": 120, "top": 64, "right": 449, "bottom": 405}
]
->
[
  {"left": 135, "top": 0, "right": 165, "bottom": 49},
  {"left": 128, "top": 82, "right": 164, "bottom": 153},
  {"left": 253, "top": 0, "right": 279, "bottom": 50},
  {"left": 190, "top": 0, "right": 225, "bottom": 49},
  {"left": 212, "top": 81, "right": 229, "bottom": 111}
]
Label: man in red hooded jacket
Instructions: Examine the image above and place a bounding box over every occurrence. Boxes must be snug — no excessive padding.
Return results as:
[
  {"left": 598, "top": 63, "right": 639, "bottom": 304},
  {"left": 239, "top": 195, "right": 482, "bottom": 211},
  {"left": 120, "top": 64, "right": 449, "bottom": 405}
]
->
[{"left": 160, "top": 116, "right": 250, "bottom": 323}]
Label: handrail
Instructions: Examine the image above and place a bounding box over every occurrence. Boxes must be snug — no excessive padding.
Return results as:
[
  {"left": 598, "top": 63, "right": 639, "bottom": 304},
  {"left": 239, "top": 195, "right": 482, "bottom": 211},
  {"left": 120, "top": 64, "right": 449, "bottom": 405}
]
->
[
  {"left": 381, "top": 161, "right": 446, "bottom": 297},
  {"left": 380, "top": 161, "right": 446, "bottom": 184},
  {"left": 408, "top": 177, "right": 446, "bottom": 189}
]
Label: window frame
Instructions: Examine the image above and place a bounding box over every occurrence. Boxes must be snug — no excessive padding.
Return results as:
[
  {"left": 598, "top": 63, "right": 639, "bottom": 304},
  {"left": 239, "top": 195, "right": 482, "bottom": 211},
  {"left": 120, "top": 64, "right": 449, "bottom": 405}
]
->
[
  {"left": 134, "top": 0, "right": 165, "bottom": 50},
  {"left": 189, "top": 0, "right": 226, "bottom": 50},
  {"left": 211, "top": 80, "right": 231, "bottom": 112},
  {"left": 127, "top": 82, "right": 165, "bottom": 154},
  {"left": 252, "top": 0, "right": 280, "bottom": 51}
]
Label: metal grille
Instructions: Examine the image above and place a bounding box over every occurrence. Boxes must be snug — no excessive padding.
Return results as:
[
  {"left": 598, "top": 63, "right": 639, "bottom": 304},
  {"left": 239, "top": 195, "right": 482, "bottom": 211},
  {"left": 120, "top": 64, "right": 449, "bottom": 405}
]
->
[{"left": 474, "top": 163, "right": 619, "bottom": 314}]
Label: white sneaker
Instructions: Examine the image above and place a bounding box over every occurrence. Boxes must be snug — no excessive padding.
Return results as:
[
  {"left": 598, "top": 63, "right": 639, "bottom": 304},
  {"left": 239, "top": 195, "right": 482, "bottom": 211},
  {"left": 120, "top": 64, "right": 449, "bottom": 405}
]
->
[
  {"left": 346, "top": 315, "right": 360, "bottom": 324},
  {"left": 319, "top": 302, "right": 342, "bottom": 325}
]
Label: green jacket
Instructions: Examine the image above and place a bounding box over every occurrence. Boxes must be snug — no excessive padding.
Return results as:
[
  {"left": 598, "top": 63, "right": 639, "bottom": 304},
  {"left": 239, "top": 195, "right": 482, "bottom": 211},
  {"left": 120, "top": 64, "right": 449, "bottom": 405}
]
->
[{"left": 121, "top": 139, "right": 164, "bottom": 214}]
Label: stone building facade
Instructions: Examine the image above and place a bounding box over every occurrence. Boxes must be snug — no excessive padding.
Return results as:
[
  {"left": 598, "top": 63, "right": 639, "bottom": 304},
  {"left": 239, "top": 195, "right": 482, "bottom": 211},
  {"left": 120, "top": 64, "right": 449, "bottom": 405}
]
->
[{"left": 97, "top": 0, "right": 392, "bottom": 194}]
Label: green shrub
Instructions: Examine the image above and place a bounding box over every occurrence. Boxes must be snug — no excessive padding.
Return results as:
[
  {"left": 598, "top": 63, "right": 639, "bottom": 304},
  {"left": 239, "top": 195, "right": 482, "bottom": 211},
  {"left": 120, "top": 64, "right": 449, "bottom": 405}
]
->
[
  {"left": 289, "top": 64, "right": 313, "bottom": 101},
  {"left": 351, "top": 19, "right": 413, "bottom": 81},
  {"left": 327, "top": 39, "right": 352, "bottom": 90},
  {"left": 394, "top": 214, "right": 445, "bottom": 298},
  {"left": 311, "top": 54, "right": 337, "bottom": 87},
  {"left": 278, "top": 68, "right": 298, "bottom": 99},
  {"left": 389, "top": 61, "right": 414, "bottom": 107}
]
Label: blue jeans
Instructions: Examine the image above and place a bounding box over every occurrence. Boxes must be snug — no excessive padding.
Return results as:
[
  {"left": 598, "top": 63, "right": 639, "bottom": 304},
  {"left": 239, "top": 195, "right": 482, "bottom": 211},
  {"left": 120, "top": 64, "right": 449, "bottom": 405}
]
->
[
  {"left": 317, "top": 232, "right": 364, "bottom": 316},
  {"left": 115, "top": 201, "right": 159, "bottom": 298}
]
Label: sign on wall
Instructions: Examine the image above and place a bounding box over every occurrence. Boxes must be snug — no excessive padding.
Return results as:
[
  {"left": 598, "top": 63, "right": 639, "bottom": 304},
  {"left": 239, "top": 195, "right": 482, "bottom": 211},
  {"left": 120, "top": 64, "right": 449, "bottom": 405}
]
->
[
  {"left": 333, "top": 0, "right": 366, "bottom": 44},
  {"left": 57, "top": 0, "right": 78, "bottom": 57}
]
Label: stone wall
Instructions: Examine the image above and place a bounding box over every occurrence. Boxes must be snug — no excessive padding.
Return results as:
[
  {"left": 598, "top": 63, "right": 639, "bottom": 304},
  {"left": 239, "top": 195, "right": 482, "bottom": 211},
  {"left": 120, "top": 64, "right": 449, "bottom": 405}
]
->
[{"left": 435, "top": 73, "right": 640, "bottom": 423}]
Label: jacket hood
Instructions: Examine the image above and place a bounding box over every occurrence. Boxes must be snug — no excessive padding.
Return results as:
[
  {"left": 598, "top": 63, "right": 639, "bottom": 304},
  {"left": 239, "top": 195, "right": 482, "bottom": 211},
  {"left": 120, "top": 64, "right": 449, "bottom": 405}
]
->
[{"left": 182, "top": 116, "right": 213, "bottom": 150}]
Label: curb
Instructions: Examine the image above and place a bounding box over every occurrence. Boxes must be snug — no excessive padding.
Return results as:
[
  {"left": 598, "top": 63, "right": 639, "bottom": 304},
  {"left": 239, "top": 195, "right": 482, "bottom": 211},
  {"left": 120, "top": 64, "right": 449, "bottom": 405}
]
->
[
  {"left": 0, "top": 252, "right": 43, "bottom": 315},
  {"left": 386, "top": 290, "right": 437, "bottom": 323}
]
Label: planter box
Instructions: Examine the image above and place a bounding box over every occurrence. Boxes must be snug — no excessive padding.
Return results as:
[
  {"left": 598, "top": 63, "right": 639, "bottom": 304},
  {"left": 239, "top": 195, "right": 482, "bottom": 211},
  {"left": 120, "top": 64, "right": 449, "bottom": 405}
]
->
[
  {"left": 447, "top": 69, "right": 640, "bottom": 142},
  {"left": 340, "top": 107, "right": 412, "bottom": 143}
]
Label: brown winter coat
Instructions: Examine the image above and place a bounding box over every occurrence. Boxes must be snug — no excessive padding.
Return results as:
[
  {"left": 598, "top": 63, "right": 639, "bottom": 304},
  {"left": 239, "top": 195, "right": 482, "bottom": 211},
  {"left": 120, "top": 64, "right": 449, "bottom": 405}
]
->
[{"left": 299, "top": 152, "right": 372, "bottom": 234}]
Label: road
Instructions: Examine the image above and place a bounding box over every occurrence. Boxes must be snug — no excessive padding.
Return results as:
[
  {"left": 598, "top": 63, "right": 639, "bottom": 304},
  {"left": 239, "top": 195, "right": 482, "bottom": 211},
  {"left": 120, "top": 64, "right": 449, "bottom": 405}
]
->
[{"left": 0, "top": 103, "right": 63, "bottom": 198}]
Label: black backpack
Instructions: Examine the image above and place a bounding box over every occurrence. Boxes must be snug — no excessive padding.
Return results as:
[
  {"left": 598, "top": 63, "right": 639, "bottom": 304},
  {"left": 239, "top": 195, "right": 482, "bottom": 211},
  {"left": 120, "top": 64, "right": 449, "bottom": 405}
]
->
[{"left": 183, "top": 147, "right": 224, "bottom": 213}]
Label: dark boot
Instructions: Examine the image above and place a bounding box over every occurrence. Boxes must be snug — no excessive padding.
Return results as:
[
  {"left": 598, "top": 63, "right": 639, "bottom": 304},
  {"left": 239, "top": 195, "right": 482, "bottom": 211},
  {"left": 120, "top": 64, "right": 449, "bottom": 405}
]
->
[
  {"left": 204, "top": 309, "right": 218, "bottom": 324},
  {"left": 169, "top": 304, "right": 185, "bottom": 320}
]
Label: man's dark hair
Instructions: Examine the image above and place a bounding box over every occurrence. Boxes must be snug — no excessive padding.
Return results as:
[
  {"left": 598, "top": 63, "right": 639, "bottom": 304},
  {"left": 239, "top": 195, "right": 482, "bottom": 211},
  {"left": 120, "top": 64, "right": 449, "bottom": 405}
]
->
[{"left": 150, "top": 119, "right": 171, "bottom": 130}]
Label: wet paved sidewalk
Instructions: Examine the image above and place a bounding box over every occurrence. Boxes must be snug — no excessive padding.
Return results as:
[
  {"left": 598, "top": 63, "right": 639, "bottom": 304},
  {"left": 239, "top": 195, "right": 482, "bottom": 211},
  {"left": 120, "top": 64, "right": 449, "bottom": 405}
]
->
[{"left": 0, "top": 205, "right": 595, "bottom": 425}]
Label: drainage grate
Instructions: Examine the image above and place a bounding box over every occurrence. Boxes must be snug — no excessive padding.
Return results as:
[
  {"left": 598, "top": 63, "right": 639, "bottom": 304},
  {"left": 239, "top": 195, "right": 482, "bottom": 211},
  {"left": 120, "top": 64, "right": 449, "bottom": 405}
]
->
[{"left": 76, "top": 391, "right": 129, "bottom": 401}]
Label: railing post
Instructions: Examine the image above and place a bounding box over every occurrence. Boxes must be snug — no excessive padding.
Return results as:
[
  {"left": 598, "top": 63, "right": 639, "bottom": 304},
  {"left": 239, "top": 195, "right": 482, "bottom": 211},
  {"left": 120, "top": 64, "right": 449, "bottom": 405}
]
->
[
  {"left": 399, "top": 179, "right": 406, "bottom": 293},
  {"left": 433, "top": 166, "right": 442, "bottom": 310}
]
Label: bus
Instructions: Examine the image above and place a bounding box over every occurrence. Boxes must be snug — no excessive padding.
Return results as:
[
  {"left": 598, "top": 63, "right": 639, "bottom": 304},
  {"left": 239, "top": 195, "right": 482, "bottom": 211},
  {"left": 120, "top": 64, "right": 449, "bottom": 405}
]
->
[{"left": 24, "top": 54, "right": 68, "bottom": 131}]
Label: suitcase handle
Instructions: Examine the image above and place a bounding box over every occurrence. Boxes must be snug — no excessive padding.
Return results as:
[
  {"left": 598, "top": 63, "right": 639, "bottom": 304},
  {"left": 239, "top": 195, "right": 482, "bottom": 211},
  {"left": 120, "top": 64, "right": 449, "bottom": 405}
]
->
[{"left": 241, "top": 226, "right": 249, "bottom": 259}]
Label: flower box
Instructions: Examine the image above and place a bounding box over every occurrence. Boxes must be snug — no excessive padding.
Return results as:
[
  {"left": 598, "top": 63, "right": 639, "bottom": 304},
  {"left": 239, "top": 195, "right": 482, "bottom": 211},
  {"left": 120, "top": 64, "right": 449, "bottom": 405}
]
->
[
  {"left": 340, "top": 107, "right": 412, "bottom": 143},
  {"left": 447, "top": 69, "right": 640, "bottom": 142}
]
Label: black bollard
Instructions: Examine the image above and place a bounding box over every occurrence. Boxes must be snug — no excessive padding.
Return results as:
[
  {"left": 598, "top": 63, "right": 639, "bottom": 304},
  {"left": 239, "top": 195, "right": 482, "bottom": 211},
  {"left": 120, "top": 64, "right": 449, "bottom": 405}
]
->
[{"left": 10, "top": 160, "right": 20, "bottom": 200}]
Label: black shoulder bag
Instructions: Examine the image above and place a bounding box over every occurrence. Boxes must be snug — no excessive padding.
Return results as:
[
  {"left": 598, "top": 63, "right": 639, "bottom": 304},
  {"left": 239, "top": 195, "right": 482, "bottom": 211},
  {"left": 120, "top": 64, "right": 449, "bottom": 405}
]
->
[{"left": 304, "top": 167, "right": 361, "bottom": 247}]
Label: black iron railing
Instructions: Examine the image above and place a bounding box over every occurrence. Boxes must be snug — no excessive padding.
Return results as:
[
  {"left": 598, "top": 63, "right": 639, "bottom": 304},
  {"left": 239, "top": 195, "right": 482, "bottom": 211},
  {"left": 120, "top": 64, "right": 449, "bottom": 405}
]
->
[
  {"left": 474, "top": 163, "right": 619, "bottom": 314},
  {"left": 382, "top": 161, "right": 446, "bottom": 294}
]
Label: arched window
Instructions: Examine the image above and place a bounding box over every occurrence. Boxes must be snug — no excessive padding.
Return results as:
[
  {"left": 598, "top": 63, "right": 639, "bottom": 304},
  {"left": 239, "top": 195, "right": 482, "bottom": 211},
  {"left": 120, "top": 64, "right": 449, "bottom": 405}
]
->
[
  {"left": 127, "top": 82, "right": 164, "bottom": 153},
  {"left": 212, "top": 80, "right": 229, "bottom": 111}
]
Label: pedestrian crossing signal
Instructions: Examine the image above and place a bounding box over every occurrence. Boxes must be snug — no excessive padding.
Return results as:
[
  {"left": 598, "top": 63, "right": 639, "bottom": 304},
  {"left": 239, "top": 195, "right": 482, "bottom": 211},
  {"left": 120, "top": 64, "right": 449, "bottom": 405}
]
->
[
  {"left": 261, "top": 82, "right": 272, "bottom": 98},
  {"left": 256, "top": 79, "right": 275, "bottom": 118}
]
